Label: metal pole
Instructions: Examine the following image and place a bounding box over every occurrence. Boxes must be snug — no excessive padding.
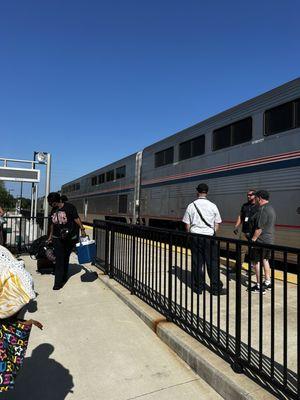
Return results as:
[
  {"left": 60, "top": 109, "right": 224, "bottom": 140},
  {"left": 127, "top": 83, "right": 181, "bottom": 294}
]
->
[
  {"left": 20, "top": 181, "right": 23, "bottom": 213},
  {"left": 30, "top": 185, "right": 34, "bottom": 219},
  {"left": 34, "top": 184, "right": 38, "bottom": 219},
  {"left": 43, "top": 153, "right": 51, "bottom": 234},
  {"left": 30, "top": 152, "right": 36, "bottom": 219},
  {"left": 34, "top": 183, "right": 38, "bottom": 240}
]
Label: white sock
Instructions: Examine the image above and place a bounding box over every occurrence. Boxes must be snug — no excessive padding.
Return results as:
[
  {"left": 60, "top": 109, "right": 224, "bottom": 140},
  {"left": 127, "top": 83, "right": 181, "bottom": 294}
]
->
[{"left": 264, "top": 280, "right": 271, "bottom": 285}]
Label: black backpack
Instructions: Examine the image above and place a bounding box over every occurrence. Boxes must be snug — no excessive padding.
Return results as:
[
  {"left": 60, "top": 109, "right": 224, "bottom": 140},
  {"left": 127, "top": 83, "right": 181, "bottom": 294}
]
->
[{"left": 29, "top": 236, "right": 49, "bottom": 259}]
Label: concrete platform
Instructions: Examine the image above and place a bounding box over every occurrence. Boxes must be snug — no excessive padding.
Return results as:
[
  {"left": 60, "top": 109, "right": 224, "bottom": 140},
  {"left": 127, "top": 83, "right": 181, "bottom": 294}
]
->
[
  {"left": 5, "top": 255, "right": 222, "bottom": 400},
  {"left": 91, "top": 269, "right": 278, "bottom": 400}
]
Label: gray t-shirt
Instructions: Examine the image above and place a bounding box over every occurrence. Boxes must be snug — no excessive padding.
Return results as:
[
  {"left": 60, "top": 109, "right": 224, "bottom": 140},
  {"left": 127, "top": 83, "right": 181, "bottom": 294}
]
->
[{"left": 255, "top": 203, "right": 276, "bottom": 244}]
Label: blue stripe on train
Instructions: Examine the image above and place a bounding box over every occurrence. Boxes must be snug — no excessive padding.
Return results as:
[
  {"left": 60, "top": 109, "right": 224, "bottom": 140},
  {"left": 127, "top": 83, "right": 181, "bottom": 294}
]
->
[
  {"left": 70, "top": 157, "right": 300, "bottom": 199},
  {"left": 141, "top": 157, "right": 300, "bottom": 189}
]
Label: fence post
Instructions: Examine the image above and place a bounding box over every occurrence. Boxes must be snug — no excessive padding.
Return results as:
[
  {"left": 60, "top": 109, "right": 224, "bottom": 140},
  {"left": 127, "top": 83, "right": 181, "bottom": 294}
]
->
[
  {"left": 104, "top": 226, "right": 109, "bottom": 274},
  {"left": 232, "top": 241, "right": 243, "bottom": 373},
  {"left": 167, "top": 232, "right": 173, "bottom": 321},
  {"left": 17, "top": 217, "right": 22, "bottom": 253},
  {"left": 109, "top": 225, "right": 115, "bottom": 279},
  {"left": 131, "top": 228, "right": 136, "bottom": 295}
]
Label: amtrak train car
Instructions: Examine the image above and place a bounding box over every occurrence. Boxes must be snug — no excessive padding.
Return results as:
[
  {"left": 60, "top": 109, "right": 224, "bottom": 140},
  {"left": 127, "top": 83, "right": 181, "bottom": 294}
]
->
[
  {"left": 61, "top": 153, "right": 139, "bottom": 224},
  {"left": 61, "top": 78, "right": 300, "bottom": 247}
]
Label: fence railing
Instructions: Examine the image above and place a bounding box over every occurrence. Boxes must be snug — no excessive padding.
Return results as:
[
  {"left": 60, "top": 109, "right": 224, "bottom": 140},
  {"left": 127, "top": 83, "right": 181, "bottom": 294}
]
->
[
  {"left": 93, "top": 220, "right": 300, "bottom": 399},
  {"left": 2, "top": 216, "right": 48, "bottom": 253}
]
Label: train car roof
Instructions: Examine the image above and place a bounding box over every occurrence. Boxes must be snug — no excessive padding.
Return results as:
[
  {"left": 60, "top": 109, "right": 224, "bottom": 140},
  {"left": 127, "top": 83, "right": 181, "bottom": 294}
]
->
[
  {"left": 143, "top": 77, "right": 300, "bottom": 151},
  {"left": 62, "top": 77, "right": 299, "bottom": 187},
  {"left": 62, "top": 152, "right": 138, "bottom": 187}
]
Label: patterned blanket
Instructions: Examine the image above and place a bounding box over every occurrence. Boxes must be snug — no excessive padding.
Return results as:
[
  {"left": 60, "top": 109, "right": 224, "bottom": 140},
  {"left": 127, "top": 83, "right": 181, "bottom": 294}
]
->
[{"left": 0, "top": 319, "right": 32, "bottom": 392}]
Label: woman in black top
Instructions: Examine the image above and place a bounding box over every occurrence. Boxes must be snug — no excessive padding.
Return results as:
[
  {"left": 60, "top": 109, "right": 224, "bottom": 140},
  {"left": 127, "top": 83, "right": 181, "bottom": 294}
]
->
[{"left": 47, "top": 192, "right": 86, "bottom": 290}]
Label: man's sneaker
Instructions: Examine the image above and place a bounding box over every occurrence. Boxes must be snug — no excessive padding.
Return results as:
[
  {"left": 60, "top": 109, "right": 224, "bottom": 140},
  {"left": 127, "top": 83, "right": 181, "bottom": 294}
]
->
[
  {"left": 263, "top": 281, "right": 272, "bottom": 291},
  {"left": 249, "top": 284, "right": 265, "bottom": 294}
]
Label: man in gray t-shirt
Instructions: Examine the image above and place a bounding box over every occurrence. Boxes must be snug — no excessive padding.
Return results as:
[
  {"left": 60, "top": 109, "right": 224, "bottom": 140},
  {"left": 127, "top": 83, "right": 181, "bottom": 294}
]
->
[
  {"left": 250, "top": 190, "right": 276, "bottom": 293},
  {"left": 255, "top": 202, "right": 276, "bottom": 245}
]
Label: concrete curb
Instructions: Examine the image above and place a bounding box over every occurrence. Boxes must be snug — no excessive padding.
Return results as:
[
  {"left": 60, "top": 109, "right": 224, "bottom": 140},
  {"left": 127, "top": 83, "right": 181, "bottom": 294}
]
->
[{"left": 97, "top": 271, "right": 275, "bottom": 400}]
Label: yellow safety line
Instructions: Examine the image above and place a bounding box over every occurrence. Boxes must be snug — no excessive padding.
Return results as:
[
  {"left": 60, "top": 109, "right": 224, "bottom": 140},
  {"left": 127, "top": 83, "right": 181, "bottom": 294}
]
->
[
  {"left": 95, "top": 231, "right": 298, "bottom": 284},
  {"left": 221, "top": 258, "right": 297, "bottom": 285},
  {"left": 83, "top": 224, "right": 93, "bottom": 230}
]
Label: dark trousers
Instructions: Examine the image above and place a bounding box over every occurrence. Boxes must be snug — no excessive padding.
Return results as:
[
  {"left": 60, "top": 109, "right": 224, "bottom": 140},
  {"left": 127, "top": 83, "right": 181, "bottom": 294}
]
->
[
  {"left": 190, "top": 236, "right": 222, "bottom": 291},
  {"left": 53, "top": 238, "right": 75, "bottom": 286}
]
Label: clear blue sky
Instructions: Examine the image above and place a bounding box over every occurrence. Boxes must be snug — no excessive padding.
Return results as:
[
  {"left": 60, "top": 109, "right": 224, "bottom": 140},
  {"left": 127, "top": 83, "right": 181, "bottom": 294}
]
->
[{"left": 0, "top": 0, "right": 299, "bottom": 197}]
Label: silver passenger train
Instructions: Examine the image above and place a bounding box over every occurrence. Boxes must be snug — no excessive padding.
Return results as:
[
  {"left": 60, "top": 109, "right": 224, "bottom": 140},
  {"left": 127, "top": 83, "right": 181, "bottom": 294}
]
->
[{"left": 62, "top": 78, "right": 300, "bottom": 247}]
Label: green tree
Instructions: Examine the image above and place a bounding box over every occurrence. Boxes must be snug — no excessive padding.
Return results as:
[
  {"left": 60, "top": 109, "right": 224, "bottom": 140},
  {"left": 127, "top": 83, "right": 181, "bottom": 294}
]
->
[
  {"left": 20, "top": 197, "right": 31, "bottom": 210},
  {"left": 0, "top": 181, "right": 15, "bottom": 209}
]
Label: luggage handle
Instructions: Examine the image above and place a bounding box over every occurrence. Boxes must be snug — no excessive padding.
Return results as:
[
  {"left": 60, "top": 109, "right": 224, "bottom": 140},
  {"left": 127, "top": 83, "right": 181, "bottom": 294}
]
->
[{"left": 79, "top": 235, "right": 90, "bottom": 243}]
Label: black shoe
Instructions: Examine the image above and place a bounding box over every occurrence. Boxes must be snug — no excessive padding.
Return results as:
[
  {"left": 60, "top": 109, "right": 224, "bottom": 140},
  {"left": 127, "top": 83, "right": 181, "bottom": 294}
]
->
[
  {"left": 248, "top": 284, "right": 266, "bottom": 294},
  {"left": 193, "top": 287, "right": 203, "bottom": 295},
  {"left": 53, "top": 284, "right": 62, "bottom": 290},
  {"left": 262, "top": 281, "right": 271, "bottom": 291}
]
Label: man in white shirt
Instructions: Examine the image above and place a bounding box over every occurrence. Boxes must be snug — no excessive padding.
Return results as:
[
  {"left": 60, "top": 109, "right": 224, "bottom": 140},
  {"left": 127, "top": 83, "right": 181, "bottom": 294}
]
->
[{"left": 182, "top": 183, "right": 224, "bottom": 295}]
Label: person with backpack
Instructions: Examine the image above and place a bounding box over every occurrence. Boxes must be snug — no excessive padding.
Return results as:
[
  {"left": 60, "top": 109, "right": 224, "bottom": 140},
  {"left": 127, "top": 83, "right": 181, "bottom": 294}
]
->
[
  {"left": 182, "top": 183, "right": 225, "bottom": 295},
  {"left": 47, "top": 192, "right": 86, "bottom": 290}
]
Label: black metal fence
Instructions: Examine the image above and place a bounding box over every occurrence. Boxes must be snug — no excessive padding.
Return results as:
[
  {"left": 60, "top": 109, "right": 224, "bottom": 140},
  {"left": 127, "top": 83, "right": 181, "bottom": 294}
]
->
[
  {"left": 2, "top": 216, "right": 48, "bottom": 253},
  {"left": 93, "top": 220, "right": 300, "bottom": 399}
]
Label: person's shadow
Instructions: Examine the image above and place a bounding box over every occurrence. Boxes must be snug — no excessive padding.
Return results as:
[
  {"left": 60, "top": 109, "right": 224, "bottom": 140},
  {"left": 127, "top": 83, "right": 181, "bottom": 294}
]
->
[
  {"left": 63, "top": 263, "right": 97, "bottom": 284},
  {"left": 5, "top": 344, "right": 74, "bottom": 400},
  {"left": 80, "top": 265, "right": 98, "bottom": 282},
  {"left": 66, "top": 263, "right": 84, "bottom": 279},
  {"left": 171, "top": 265, "right": 210, "bottom": 292}
]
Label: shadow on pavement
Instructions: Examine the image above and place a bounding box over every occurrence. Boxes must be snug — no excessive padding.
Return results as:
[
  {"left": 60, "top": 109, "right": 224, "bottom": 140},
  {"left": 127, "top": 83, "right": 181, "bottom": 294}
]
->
[
  {"left": 80, "top": 266, "right": 98, "bottom": 282},
  {"left": 5, "top": 343, "right": 74, "bottom": 400},
  {"left": 67, "top": 263, "right": 83, "bottom": 279}
]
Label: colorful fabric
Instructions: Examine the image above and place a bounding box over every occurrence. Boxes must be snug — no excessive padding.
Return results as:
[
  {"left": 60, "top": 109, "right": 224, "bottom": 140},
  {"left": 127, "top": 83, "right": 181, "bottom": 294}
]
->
[
  {"left": 0, "top": 319, "right": 32, "bottom": 392},
  {"left": 0, "top": 246, "right": 36, "bottom": 319}
]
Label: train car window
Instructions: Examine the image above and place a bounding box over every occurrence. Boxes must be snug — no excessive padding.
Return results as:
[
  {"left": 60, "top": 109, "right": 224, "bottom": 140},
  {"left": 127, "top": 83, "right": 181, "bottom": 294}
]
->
[
  {"left": 213, "top": 125, "right": 231, "bottom": 151},
  {"left": 265, "top": 101, "right": 294, "bottom": 135},
  {"left": 155, "top": 147, "right": 174, "bottom": 167},
  {"left": 91, "top": 176, "right": 97, "bottom": 186},
  {"left": 192, "top": 135, "right": 205, "bottom": 157},
  {"left": 155, "top": 151, "right": 164, "bottom": 167},
  {"left": 179, "top": 140, "right": 190, "bottom": 160},
  {"left": 232, "top": 117, "right": 252, "bottom": 145},
  {"left": 165, "top": 147, "right": 174, "bottom": 164},
  {"left": 118, "top": 194, "right": 127, "bottom": 213},
  {"left": 296, "top": 99, "right": 300, "bottom": 127},
  {"left": 116, "top": 165, "right": 126, "bottom": 179},
  {"left": 98, "top": 173, "right": 105, "bottom": 184},
  {"left": 213, "top": 117, "right": 252, "bottom": 151},
  {"left": 106, "top": 170, "right": 114, "bottom": 182},
  {"left": 179, "top": 135, "right": 205, "bottom": 160}
]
